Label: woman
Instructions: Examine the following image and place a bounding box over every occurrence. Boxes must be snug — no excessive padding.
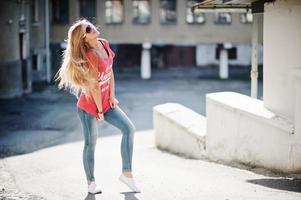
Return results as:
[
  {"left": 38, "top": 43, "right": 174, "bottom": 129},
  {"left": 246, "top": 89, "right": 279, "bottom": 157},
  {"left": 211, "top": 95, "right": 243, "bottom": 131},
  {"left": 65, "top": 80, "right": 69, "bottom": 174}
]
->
[{"left": 54, "top": 19, "right": 141, "bottom": 195}]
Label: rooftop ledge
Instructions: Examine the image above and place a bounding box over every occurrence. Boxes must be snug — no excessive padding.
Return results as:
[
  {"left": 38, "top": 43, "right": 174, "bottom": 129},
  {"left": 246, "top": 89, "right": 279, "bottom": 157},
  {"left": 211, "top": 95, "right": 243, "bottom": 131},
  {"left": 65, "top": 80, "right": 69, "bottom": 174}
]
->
[
  {"left": 206, "top": 92, "right": 295, "bottom": 134},
  {"left": 153, "top": 103, "right": 206, "bottom": 138}
]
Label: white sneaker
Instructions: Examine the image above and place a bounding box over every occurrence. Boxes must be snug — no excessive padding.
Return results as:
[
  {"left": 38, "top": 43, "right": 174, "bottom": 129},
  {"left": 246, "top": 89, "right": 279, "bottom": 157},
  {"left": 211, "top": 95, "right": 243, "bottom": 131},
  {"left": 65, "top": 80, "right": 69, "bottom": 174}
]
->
[
  {"left": 88, "top": 181, "right": 102, "bottom": 194},
  {"left": 118, "top": 174, "right": 141, "bottom": 193}
]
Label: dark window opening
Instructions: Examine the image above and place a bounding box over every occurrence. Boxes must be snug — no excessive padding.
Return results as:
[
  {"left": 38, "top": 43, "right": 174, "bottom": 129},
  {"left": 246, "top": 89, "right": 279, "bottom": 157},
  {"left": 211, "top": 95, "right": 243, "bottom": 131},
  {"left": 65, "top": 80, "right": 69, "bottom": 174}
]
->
[
  {"left": 52, "top": 0, "right": 69, "bottom": 24},
  {"left": 113, "top": 44, "right": 141, "bottom": 71},
  {"left": 152, "top": 45, "right": 196, "bottom": 68},
  {"left": 79, "top": 0, "right": 96, "bottom": 23},
  {"left": 215, "top": 44, "right": 237, "bottom": 60},
  {"left": 32, "top": 54, "right": 38, "bottom": 71}
]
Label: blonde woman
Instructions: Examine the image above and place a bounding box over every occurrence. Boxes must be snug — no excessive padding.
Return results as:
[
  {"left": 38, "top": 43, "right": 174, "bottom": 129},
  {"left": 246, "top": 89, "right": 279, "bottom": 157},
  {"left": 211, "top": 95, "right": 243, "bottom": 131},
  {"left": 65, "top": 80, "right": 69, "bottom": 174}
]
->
[{"left": 54, "top": 19, "right": 141, "bottom": 194}]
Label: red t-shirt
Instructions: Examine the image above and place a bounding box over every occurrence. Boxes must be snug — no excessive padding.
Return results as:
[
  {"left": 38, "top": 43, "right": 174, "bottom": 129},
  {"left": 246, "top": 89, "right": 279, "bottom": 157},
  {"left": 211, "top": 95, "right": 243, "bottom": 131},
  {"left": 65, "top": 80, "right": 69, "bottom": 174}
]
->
[{"left": 76, "top": 38, "right": 116, "bottom": 118}]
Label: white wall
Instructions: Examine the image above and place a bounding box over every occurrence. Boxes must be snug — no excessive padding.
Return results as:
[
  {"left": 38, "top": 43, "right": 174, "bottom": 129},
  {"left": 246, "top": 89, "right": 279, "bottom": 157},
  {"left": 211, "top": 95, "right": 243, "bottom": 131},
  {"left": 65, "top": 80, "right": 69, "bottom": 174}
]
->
[
  {"left": 206, "top": 92, "right": 300, "bottom": 173},
  {"left": 263, "top": 0, "right": 301, "bottom": 122}
]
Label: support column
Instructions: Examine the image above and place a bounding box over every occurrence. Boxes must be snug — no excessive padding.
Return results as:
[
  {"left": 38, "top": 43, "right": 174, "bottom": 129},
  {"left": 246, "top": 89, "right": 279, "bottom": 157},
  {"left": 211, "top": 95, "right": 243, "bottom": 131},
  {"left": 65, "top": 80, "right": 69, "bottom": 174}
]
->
[
  {"left": 219, "top": 47, "right": 229, "bottom": 79},
  {"left": 45, "top": 0, "right": 51, "bottom": 83},
  {"left": 141, "top": 42, "right": 152, "bottom": 79},
  {"left": 251, "top": 13, "right": 259, "bottom": 98},
  {"left": 196, "top": 44, "right": 203, "bottom": 67}
]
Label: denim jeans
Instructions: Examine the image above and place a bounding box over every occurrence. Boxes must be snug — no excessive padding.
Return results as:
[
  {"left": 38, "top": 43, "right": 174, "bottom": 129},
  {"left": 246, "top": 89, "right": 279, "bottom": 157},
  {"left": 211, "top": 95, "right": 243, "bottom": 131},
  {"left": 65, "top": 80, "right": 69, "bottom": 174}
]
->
[{"left": 77, "top": 105, "right": 136, "bottom": 182}]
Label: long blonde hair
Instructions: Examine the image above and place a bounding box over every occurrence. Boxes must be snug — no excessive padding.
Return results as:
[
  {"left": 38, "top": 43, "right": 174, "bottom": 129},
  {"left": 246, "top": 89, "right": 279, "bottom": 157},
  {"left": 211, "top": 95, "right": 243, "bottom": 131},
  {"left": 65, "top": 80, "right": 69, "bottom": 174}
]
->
[{"left": 54, "top": 19, "right": 99, "bottom": 97}]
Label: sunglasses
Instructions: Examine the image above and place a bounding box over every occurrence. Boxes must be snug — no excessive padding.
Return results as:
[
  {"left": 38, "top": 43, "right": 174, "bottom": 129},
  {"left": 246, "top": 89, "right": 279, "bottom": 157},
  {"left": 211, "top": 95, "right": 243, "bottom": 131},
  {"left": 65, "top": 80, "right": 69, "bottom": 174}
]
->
[
  {"left": 85, "top": 25, "right": 92, "bottom": 34},
  {"left": 83, "top": 24, "right": 93, "bottom": 38}
]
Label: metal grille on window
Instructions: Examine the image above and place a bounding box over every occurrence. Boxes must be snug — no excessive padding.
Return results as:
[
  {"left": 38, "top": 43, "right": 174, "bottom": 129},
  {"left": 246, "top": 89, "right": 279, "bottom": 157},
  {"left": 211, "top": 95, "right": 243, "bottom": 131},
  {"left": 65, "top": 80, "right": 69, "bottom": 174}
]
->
[
  {"left": 160, "top": 0, "right": 177, "bottom": 24},
  {"left": 186, "top": 0, "right": 205, "bottom": 24},
  {"left": 215, "top": 12, "right": 232, "bottom": 24},
  {"left": 132, "top": 0, "right": 151, "bottom": 24},
  {"left": 105, "top": 0, "right": 124, "bottom": 24},
  {"left": 240, "top": 13, "right": 253, "bottom": 24}
]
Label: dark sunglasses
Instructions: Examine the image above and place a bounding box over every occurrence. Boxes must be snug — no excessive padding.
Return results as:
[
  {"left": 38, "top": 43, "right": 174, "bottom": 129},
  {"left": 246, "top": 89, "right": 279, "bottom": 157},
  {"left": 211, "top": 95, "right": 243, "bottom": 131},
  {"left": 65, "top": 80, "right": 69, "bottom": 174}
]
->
[{"left": 85, "top": 25, "right": 92, "bottom": 34}]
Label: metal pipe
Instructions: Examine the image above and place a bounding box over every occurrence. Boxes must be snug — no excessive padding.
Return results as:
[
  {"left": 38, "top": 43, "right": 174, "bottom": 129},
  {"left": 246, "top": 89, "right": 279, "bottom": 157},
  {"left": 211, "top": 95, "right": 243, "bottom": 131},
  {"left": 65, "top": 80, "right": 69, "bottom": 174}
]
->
[
  {"left": 251, "top": 14, "right": 259, "bottom": 98},
  {"left": 191, "top": 3, "right": 251, "bottom": 13},
  {"left": 45, "top": 0, "right": 51, "bottom": 83}
]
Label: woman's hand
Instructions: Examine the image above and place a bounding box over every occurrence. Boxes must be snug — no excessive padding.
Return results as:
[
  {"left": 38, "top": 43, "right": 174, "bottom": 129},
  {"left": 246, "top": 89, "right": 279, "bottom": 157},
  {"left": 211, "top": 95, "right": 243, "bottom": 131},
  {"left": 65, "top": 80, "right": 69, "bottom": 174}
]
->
[
  {"left": 109, "top": 97, "right": 119, "bottom": 108},
  {"left": 96, "top": 112, "right": 104, "bottom": 121}
]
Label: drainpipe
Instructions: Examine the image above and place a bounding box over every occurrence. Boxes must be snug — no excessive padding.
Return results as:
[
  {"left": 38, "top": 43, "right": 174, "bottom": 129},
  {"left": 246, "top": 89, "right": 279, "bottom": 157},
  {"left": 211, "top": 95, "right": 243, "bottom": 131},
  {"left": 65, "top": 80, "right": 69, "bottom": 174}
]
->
[
  {"left": 45, "top": 0, "right": 51, "bottom": 83},
  {"left": 251, "top": 13, "right": 259, "bottom": 98}
]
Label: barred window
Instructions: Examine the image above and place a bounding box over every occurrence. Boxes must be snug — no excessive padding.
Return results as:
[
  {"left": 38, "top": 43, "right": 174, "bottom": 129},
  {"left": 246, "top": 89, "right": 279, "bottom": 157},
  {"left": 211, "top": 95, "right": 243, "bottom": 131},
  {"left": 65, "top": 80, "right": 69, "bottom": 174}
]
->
[
  {"left": 240, "top": 13, "right": 253, "bottom": 24},
  {"left": 215, "top": 12, "right": 232, "bottom": 25},
  {"left": 132, "top": 0, "right": 151, "bottom": 24},
  {"left": 160, "top": 0, "right": 177, "bottom": 24},
  {"left": 186, "top": 0, "right": 205, "bottom": 24},
  {"left": 105, "top": 0, "right": 124, "bottom": 24}
]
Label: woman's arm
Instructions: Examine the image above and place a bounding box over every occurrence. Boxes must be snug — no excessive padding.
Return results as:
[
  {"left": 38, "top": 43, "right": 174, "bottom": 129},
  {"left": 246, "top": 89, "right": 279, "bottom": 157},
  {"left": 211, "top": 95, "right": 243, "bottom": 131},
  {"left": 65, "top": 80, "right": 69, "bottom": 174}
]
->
[
  {"left": 109, "top": 66, "right": 115, "bottom": 99},
  {"left": 89, "top": 86, "right": 103, "bottom": 113}
]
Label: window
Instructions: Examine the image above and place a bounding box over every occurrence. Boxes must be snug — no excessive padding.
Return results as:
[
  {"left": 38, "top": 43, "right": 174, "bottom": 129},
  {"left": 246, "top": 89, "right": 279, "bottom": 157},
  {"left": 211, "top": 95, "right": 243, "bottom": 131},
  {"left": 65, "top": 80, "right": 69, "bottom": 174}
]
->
[
  {"left": 79, "top": 0, "right": 96, "bottom": 23},
  {"left": 32, "top": 54, "right": 38, "bottom": 71},
  {"left": 215, "top": 44, "right": 237, "bottom": 60},
  {"left": 160, "top": 0, "right": 176, "bottom": 24},
  {"left": 105, "top": 0, "right": 124, "bottom": 24},
  {"left": 240, "top": 13, "right": 253, "bottom": 24},
  {"left": 52, "top": 0, "right": 69, "bottom": 24},
  {"left": 186, "top": 0, "right": 205, "bottom": 24},
  {"left": 132, "top": 0, "right": 151, "bottom": 24},
  {"left": 215, "top": 12, "right": 231, "bottom": 24}
]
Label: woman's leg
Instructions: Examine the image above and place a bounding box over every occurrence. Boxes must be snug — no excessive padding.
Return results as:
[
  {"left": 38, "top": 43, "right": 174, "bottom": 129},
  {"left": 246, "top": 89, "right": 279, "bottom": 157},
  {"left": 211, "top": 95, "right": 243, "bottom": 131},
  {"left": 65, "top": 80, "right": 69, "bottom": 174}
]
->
[
  {"left": 104, "top": 105, "right": 136, "bottom": 174},
  {"left": 77, "top": 107, "right": 98, "bottom": 184}
]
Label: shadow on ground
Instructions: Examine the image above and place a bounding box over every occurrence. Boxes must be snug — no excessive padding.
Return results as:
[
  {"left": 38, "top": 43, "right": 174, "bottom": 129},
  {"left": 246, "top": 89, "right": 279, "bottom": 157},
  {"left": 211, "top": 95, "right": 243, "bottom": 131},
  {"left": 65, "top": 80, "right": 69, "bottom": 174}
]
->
[{"left": 247, "top": 178, "right": 301, "bottom": 193}]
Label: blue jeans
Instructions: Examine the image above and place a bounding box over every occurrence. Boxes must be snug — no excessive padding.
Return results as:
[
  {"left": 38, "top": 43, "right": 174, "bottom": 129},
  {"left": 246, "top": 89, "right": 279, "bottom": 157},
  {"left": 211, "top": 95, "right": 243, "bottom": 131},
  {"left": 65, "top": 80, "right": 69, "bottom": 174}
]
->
[{"left": 77, "top": 105, "right": 136, "bottom": 182}]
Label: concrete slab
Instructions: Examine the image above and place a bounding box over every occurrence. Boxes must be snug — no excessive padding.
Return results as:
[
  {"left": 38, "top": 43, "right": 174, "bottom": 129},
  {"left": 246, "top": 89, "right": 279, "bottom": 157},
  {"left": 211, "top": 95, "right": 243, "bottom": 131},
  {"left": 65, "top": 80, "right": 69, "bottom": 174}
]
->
[
  {"left": 153, "top": 103, "right": 206, "bottom": 159},
  {"left": 206, "top": 92, "right": 300, "bottom": 173},
  {"left": 1, "top": 130, "right": 301, "bottom": 200}
]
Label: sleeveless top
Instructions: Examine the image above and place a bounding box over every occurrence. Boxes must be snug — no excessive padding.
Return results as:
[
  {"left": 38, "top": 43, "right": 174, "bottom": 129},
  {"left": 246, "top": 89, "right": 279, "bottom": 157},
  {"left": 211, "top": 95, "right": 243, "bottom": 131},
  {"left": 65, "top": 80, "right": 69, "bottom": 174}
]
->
[{"left": 76, "top": 38, "right": 116, "bottom": 118}]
